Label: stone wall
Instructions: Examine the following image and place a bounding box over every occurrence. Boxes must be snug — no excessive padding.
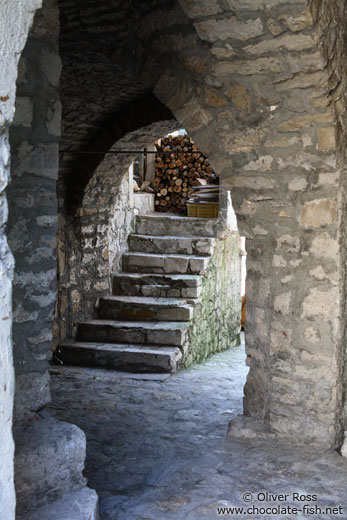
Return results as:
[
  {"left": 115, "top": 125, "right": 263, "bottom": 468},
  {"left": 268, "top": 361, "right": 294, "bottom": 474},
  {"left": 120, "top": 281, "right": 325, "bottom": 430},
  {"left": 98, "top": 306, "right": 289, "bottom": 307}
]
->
[
  {"left": 308, "top": 0, "right": 347, "bottom": 444},
  {"left": 0, "top": 1, "right": 43, "bottom": 517},
  {"left": 7, "top": 0, "right": 61, "bottom": 425},
  {"left": 57, "top": 120, "right": 179, "bottom": 342},
  {"left": 184, "top": 231, "right": 241, "bottom": 367},
  {"left": 134, "top": 0, "right": 344, "bottom": 446}
]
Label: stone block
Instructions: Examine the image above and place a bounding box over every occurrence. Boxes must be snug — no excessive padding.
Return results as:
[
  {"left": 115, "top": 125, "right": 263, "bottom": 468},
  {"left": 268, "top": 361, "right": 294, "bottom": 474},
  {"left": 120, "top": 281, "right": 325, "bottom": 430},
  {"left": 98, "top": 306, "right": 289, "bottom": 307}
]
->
[
  {"left": 133, "top": 193, "right": 154, "bottom": 214},
  {"left": 13, "top": 97, "right": 33, "bottom": 127},
  {"left": 274, "top": 292, "right": 291, "bottom": 314},
  {"left": 176, "top": 98, "right": 212, "bottom": 132},
  {"left": 194, "top": 16, "right": 263, "bottom": 42},
  {"left": 300, "top": 199, "right": 337, "bottom": 229},
  {"left": 136, "top": 215, "right": 218, "bottom": 238},
  {"left": 189, "top": 256, "right": 209, "bottom": 273},
  {"left": 245, "top": 33, "right": 315, "bottom": 55},
  {"left": 227, "top": 175, "right": 275, "bottom": 190},
  {"left": 278, "top": 10, "right": 313, "bottom": 32},
  {"left": 212, "top": 57, "right": 282, "bottom": 76},
  {"left": 205, "top": 88, "right": 228, "bottom": 107},
  {"left": 226, "top": 84, "right": 251, "bottom": 112},
  {"left": 39, "top": 49, "right": 62, "bottom": 87},
  {"left": 46, "top": 99, "right": 62, "bottom": 136},
  {"left": 122, "top": 253, "right": 165, "bottom": 273},
  {"left": 23, "top": 488, "right": 99, "bottom": 520},
  {"left": 98, "top": 296, "right": 193, "bottom": 322},
  {"left": 164, "top": 256, "right": 189, "bottom": 274},
  {"left": 14, "top": 416, "right": 86, "bottom": 515},
  {"left": 317, "top": 127, "right": 336, "bottom": 150},
  {"left": 57, "top": 342, "right": 182, "bottom": 374},
  {"left": 288, "top": 177, "right": 307, "bottom": 191},
  {"left": 180, "top": 0, "right": 223, "bottom": 18},
  {"left": 277, "top": 112, "right": 333, "bottom": 132},
  {"left": 14, "top": 371, "right": 50, "bottom": 424}
]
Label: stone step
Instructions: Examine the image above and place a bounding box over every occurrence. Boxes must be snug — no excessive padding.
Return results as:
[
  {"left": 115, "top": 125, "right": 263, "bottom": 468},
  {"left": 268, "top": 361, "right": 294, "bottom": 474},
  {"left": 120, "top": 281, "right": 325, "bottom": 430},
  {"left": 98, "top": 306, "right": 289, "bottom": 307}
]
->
[
  {"left": 14, "top": 416, "right": 87, "bottom": 516},
  {"left": 23, "top": 488, "right": 99, "bottom": 520},
  {"left": 76, "top": 320, "right": 189, "bottom": 347},
  {"left": 122, "top": 252, "right": 210, "bottom": 274},
  {"left": 136, "top": 214, "right": 218, "bottom": 238},
  {"left": 56, "top": 342, "right": 182, "bottom": 373},
  {"left": 98, "top": 296, "right": 195, "bottom": 321},
  {"left": 128, "top": 234, "right": 214, "bottom": 256},
  {"left": 112, "top": 273, "right": 202, "bottom": 298}
]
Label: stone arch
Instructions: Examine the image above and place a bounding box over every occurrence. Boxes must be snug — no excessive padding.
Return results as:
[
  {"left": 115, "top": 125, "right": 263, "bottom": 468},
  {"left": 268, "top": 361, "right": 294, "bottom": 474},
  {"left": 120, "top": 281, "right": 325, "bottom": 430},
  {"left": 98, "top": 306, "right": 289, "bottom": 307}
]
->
[
  {"left": 61, "top": 94, "right": 173, "bottom": 215},
  {"left": 55, "top": 0, "right": 347, "bottom": 446},
  {"left": 57, "top": 119, "right": 181, "bottom": 342},
  {"left": 132, "top": 0, "right": 345, "bottom": 446}
]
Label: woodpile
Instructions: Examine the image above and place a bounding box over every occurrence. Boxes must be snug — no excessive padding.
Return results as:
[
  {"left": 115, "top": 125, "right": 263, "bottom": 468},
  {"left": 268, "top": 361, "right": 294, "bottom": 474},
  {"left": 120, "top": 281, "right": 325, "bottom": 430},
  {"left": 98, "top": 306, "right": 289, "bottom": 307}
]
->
[{"left": 153, "top": 134, "right": 218, "bottom": 214}]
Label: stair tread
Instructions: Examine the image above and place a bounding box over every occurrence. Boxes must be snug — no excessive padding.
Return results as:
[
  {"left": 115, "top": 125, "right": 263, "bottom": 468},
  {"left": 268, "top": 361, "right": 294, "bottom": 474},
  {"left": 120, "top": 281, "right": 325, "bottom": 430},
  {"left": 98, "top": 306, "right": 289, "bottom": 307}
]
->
[
  {"left": 80, "top": 319, "right": 190, "bottom": 330},
  {"left": 60, "top": 341, "right": 182, "bottom": 354},
  {"left": 114, "top": 272, "right": 202, "bottom": 283},
  {"left": 99, "top": 296, "right": 196, "bottom": 306},
  {"left": 123, "top": 252, "right": 210, "bottom": 259},
  {"left": 137, "top": 215, "right": 217, "bottom": 223},
  {"left": 129, "top": 233, "right": 213, "bottom": 240}
]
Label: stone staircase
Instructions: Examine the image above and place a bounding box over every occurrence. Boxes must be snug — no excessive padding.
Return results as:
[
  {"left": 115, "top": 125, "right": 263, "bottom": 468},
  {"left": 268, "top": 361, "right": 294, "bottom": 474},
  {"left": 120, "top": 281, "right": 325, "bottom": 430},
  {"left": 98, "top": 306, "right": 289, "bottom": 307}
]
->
[{"left": 57, "top": 214, "right": 240, "bottom": 373}]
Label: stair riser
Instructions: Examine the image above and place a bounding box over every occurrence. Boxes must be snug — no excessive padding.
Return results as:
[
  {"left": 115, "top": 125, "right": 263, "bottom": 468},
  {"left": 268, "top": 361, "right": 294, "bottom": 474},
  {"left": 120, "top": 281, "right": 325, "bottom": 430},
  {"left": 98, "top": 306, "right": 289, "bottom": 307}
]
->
[
  {"left": 57, "top": 345, "right": 181, "bottom": 373},
  {"left": 77, "top": 323, "right": 188, "bottom": 347},
  {"left": 113, "top": 277, "right": 202, "bottom": 299},
  {"left": 128, "top": 235, "right": 213, "bottom": 256},
  {"left": 122, "top": 255, "right": 209, "bottom": 275},
  {"left": 98, "top": 300, "right": 193, "bottom": 322},
  {"left": 136, "top": 217, "right": 217, "bottom": 237}
]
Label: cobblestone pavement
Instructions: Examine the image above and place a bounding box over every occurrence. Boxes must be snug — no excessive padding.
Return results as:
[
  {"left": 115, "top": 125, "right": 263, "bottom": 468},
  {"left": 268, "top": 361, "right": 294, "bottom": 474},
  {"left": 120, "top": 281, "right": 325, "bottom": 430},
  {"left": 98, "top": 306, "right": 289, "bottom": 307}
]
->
[{"left": 49, "top": 340, "right": 347, "bottom": 519}]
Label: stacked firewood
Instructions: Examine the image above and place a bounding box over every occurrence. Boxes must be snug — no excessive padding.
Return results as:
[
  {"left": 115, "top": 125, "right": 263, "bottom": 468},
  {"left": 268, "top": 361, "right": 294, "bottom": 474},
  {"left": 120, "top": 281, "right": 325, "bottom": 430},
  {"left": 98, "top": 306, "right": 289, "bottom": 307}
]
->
[{"left": 153, "top": 134, "right": 218, "bottom": 213}]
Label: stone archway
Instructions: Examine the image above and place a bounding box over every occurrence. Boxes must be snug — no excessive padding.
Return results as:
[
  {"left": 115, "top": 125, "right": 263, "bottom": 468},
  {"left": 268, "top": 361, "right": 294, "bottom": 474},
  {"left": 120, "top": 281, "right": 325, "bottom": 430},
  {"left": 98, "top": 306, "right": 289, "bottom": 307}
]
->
[
  {"left": 56, "top": 0, "right": 347, "bottom": 446},
  {"left": 57, "top": 119, "right": 181, "bottom": 342},
  {"left": 134, "top": 0, "right": 345, "bottom": 446}
]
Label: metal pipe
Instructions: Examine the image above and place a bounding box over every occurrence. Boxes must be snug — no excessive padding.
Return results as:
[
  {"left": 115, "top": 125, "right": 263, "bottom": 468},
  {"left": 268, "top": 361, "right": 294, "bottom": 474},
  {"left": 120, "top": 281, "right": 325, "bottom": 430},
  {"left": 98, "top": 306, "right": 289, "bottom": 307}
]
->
[{"left": 59, "top": 150, "right": 194, "bottom": 155}]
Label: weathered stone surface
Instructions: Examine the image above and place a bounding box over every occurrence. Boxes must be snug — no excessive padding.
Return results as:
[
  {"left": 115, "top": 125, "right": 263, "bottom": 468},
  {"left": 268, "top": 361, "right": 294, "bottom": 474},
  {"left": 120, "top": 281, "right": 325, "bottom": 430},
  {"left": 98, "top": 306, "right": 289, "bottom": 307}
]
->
[
  {"left": 300, "top": 199, "right": 337, "bottom": 228},
  {"left": 13, "top": 371, "right": 50, "bottom": 424},
  {"left": 278, "top": 10, "right": 313, "bottom": 32},
  {"left": 317, "top": 126, "right": 336, "bottom": 150},
  {"left": 245, "top": 33, "right": 315, "bottom": 55},
  {"left": 226, "top": 84, "right": 251, "bottom": 112},
  {"left": 180, "top": 0, "right": 223, "bottom": 18},
  {"left": 128, "top": 234, "right": 214, "bottom": 256},
  {"left": 23, "top": 488, "right": 99, "bottom": 520},
  {"left": 136, "top": 215, "right": 218, "bottom": 238},
  {"left": 76, "top": 320, "right": 189, "bottom": 347},
  {"left": 212, "top": 57, "right": 282, "bottom": 76},
  {"left": 277, "top": 112, "right": 333, "bottom": 132},
  {"left": 194, "top": 16, "right": 263, "bottom": 42},
  {"left": 175, "top": 98, "right": 212, "bottom": 132},
  {"left": 98, "top": 296, "right": 194, "bottom": 322},
  {"left": 57, "top": 342, "right": 183, "bottom": 373},
  {"left": 205, "top": 88, "right": 228, "bottom": 107},
  {"left": 49, "top": 343, "right": 347, "bottom": 520},
  {"left": 112, "top": 273, "right": 202, "bottom": 299},
  {"left": 14, "top": 416, "right": 87, "bottom": 515}
]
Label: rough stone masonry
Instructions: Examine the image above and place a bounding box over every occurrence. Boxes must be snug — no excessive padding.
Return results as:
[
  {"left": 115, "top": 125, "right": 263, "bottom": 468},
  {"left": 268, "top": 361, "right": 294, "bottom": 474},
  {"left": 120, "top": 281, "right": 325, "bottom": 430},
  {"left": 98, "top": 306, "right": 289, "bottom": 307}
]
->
[
  {"left": 2, "top": 0, "right": 347, "bottom": 518},
  {"left": 135, "top": 0, "right": 346, "bottom": 446}
]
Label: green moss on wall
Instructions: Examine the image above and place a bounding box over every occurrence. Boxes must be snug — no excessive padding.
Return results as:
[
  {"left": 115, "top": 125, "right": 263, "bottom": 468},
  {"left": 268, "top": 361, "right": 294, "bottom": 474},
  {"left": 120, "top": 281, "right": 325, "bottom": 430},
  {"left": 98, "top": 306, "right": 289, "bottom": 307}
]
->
[{"left": 180, "top": 231, "right": 241, "bottom": 368}]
